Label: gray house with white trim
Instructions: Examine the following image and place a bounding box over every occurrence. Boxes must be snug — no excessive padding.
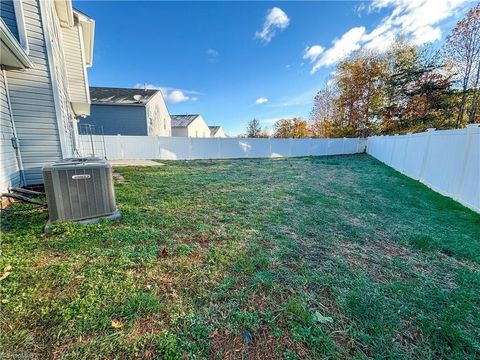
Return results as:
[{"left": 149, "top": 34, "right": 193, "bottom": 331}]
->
[
  {"left": 1, "top": 0, "right": 95, "bottom": 193},
  {"left": 80, "top": 87, "right": 172, "bottom": 136}
]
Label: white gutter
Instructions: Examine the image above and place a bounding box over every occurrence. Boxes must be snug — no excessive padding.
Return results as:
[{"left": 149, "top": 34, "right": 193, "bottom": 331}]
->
[{"left": 0, "top": 19, "right": 34, "bottom": 69}]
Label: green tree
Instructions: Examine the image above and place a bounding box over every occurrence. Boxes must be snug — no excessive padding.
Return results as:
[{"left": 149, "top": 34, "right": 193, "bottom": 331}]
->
[{"left": 245, "top": 118, "right": 262, "bottom": 138}]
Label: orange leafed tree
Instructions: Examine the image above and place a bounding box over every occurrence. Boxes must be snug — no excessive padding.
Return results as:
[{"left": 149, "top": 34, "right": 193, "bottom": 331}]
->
[{"left": 273, "top": 118, "right": 310, "bottom": 138}]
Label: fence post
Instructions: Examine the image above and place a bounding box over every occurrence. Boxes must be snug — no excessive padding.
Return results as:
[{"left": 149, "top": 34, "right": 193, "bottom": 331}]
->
[
  {"left": 217, "top": 137, "right": 221, "bottom": 159},
  {"left": 116, "top": 134, "right": 122, "bottom": 160},
  {"left": 389, "top": 134, "right": 398, "bottom": 166},
  {"left": 455, "top": 124, "right": 479, "bottom": 201},
  {"left": 419, "top": 128, "right": 436, "bottom": 182},
  {"left": 188, "top": 137, "right": 192, "bottom": 160},
  {"left": 401, "top": 133, "right": 411, "bottom": 174}
]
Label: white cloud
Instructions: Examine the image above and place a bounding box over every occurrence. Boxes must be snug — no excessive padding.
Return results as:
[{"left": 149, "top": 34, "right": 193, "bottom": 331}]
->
[
  {"left": 311, "top": 27, "right": 366, "bottom": 73},
  {"left": 167, "top": 90, "right": 189, "bottom": 103},
  {"left": 308, "top": 0, "right": 469, "bottom": 73},
  {"left": 255, "top": 97, "right": 269, "bottom": 104},
  {"left": 255, "top": 7, "right": 290, "bottom": 44},
  {"left": 303, "top": 45, "right": 324, "bottom": 63},
  {"left": 134, "top": 83, "right": 202, "bottom": 104},
  {"left": 206, "top": 48, "right": 219, "bottom": 61}
]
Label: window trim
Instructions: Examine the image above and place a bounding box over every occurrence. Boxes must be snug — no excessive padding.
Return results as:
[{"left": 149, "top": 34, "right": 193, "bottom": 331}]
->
[{"left": 12, "top": 0, "right": 29, "bottom": 53}]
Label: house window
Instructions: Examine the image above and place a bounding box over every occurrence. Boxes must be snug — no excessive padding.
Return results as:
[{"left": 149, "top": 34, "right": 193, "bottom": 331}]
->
[{"left": 195, "top": 130, "right": 198, "bottom": 137}]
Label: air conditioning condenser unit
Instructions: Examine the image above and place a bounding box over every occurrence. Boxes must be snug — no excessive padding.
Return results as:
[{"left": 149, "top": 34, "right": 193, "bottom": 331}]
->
[{"left": 43, "top": 158, "right": 121, "bottom": 229}]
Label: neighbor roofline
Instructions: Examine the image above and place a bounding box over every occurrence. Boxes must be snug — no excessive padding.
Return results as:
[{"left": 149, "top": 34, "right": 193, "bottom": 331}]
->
[{"left": 90, "top": 102, "right": 146, "bottom": 107}]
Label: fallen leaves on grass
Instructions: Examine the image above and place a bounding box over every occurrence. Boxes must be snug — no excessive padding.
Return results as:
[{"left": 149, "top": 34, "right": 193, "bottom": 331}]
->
[
  {"left": 111, "top": 320, "right": 124, "bottom": 329},
  {"left": 158, "top": 248, "right": 168, "bottom": 258},
  {"left": 0, "top": 265, "right": 12, "bottom": 281}
]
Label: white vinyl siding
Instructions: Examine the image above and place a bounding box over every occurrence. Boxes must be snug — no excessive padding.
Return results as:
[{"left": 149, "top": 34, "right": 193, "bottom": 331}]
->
[
  {"left": 61, "top": 22, "right": 89, "bottom": 108},
  {"left": 4, "top": 0, "right": 62, "bottom": 185},
  {"left": 0, "top": 69, "right": 20, "bottom": 193},
  {"left": 146, "top": 92, "right": 171, "bottom": 136}
]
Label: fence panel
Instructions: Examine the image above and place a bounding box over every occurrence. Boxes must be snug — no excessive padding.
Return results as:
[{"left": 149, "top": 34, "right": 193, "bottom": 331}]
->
[
  {"left": 367, "top": 126, "right": 480, "bottom": 213},
  {"left": 80, "top": 136, "right": 366, "bottom": 162}
]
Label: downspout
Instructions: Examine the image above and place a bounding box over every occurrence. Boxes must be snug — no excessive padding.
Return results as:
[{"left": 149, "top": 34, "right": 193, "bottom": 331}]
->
[{"left": 2, "top": 66, "right": 26, "bottom": 186}]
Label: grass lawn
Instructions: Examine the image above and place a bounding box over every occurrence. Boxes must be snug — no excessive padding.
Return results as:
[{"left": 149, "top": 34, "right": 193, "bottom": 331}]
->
[{"left": 1, "top": 154, "right": 479, "bottom": 359}]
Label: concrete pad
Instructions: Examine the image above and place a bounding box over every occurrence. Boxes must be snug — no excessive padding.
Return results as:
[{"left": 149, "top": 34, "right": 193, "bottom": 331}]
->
[{"left": 108, "top": 159, "right": 164, "bottom": 167}]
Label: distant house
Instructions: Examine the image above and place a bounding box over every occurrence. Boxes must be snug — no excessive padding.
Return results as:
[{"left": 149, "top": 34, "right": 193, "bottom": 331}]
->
[
  {"left": 1, "top": 0, "right": 95, "bottom": 193},
  {"left": 171, "top": 115, "right": 211, "bottom": 137},
  {"left": 80, "top": 87, "right": 172, "bottom": 136},
  {"left": 209, "top": 126, "right": 227, "bottom": 138}
]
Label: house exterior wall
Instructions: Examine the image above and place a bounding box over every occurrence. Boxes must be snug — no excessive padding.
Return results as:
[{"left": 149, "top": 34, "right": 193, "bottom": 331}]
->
[
  {"left": 0, "top": 0, "right": 19, "bottom": 40},
  {"left": 0, "top": 69, "right": 20, "bottom": 192},
  {"left": 0, "top": 0, "right": 93, "bottom": 191},
  {"left": 188, "top": 116, "right": 210, "bottom": 137},
  {"left": 172, "top": 116, "right": 211, "bottom": 138},
  {"left": 42, "top": 0, "right": 77, "bottom": 157},
  {"left": 61, "top": 21, "right": 89, "bottom": 111},
  {"left": 81, "top": 105, "right": 148, "bottom": 135},
  {"left": 145, "top": 92, "right": 171, "bottom": 136},
  {"left": 3, "top": 0, "right": 65, "bottom": 185},
  {"left": 212, "top": 127, "right": 226, "bottom": 138}
]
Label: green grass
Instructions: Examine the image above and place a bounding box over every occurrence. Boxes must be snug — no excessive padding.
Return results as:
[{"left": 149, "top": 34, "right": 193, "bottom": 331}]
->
[{"left": 1, "top": 154, "right": 479, "bottom": 359}]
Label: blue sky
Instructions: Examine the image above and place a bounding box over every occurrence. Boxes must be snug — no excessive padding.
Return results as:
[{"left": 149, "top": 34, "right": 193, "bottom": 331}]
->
[{"left": 75, "top": 1, "right": 472, "bottom": 135}]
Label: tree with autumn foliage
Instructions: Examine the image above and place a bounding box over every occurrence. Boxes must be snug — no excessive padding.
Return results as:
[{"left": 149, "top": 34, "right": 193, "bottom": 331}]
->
[
  {"left": 382, "top": 43, "right": 455, "bottom": 133},
  {"left": 310, "top": 85, "right": 338, "bottom": 138},
  {"left": 273, "top": 118, "right": 310, "bottom": 138},
  {"left": 445, "top": 4, "right": 480, "bottom": 126},
  {"left": 334, "top": 50, "right": 387, "bottom": 137}
]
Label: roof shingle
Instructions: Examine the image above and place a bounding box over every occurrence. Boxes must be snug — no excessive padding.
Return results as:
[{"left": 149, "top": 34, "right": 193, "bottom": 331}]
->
[
  {"left": 90, "top": 87, "right": 159, "bottom": 105},
  {"left": 170, "top": 115, "right": 200, "bottom": 127}
]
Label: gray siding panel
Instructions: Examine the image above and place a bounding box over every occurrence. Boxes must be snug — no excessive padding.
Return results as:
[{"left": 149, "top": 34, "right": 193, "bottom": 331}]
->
[
  {"left": 0, "top": 0, "right": 19, "bottom": 40},
  {"left": 81, "top": 105, "right": 148, "bottom": 135},
  {"left": 0, "top": 70, "right": 21, "bottom": 193},
  {"left": 5, "top": 0, "right": 62, "bottom": 185}
]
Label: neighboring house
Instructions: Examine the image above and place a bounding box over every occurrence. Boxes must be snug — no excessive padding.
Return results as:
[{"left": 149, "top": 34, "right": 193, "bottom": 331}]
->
[
  {"left": 1, "top": 0, "right": 94, "bottom": 193},
  {"left": 171, "top": 115, "right": 211, "bottom": 137},
  {"left": 80, "top": 87, "right": 171, "bottom": 136},
  {"left": 209, "top": 126, "right": 227, "bottom": 138}
]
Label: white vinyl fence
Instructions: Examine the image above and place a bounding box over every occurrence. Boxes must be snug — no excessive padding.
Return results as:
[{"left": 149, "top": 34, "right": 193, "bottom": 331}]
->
[
  {"left": 79, "top": 135, "right": 367, "bottom": 161},
  {"left": 367, "top": 125, "right": 480, "bottom": 213}
]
